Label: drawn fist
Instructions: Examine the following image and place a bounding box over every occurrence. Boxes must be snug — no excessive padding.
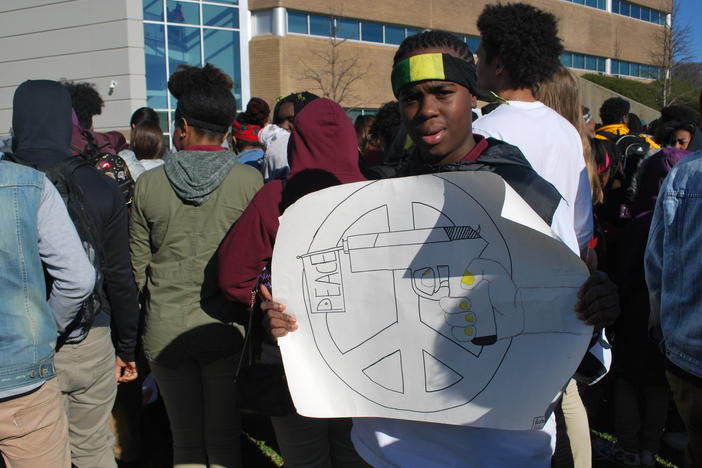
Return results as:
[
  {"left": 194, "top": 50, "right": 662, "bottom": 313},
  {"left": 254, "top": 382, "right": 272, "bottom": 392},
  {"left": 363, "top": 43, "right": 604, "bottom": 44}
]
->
[{"left": 440, "top": 259, "right": 524, "bottom": 345}]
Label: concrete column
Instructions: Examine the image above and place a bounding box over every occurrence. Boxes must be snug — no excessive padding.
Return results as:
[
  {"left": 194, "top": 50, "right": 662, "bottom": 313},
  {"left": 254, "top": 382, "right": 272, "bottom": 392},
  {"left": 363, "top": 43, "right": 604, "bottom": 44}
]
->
[{"left": 272, "top": 7, "right": 286, "bottom": 37}]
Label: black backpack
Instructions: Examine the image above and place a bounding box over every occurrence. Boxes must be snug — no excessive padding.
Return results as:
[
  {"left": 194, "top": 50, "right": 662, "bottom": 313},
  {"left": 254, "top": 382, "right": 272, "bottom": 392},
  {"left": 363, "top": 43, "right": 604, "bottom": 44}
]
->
[
  {"left": 71, "top": 130, "right": 135, "bottom": 206},
  {"left": 596, "top": 131, "right": 651, "bottom": 227},
  {"left": 6, "top": 154, "right": 106, "bottom": 348},
  {"left": 597, "top": 131, "right": 650, "bottom": 186}
]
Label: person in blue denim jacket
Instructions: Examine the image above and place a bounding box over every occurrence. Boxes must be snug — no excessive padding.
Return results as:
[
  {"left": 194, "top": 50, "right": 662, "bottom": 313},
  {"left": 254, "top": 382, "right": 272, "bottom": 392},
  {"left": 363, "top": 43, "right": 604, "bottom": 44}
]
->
[
  {"left": 645, "top": 149, "right": 702, "bottom": 468},
  {"left": 0, "top": 159, "right": 95, "bottom": 466}
]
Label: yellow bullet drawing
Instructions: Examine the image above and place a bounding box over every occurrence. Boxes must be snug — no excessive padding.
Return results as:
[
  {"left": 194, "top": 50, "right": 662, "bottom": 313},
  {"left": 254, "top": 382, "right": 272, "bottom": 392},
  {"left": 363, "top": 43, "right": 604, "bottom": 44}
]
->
[{"left": 461, "top": 270, "right": 475, "bottom": 286}]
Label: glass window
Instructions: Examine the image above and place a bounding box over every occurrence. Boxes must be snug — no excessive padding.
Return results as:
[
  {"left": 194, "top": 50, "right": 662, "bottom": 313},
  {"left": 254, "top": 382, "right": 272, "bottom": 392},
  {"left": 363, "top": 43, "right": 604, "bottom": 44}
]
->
[
  {"left": 585, "top": 0, "right": 597, "bottom": 8},
  {"left": 166, "top": 1, "right": 199, "bottom": 25},
  {"left": 620, "top": 2, "right": 630, "bottom": 16},
  {"left": 406, "top": 27, "right": 420, "bottom": 37},
  {"left": 361, "top": 21, "right": 383, "bottom": 42},
  {"left": 156, "top": 111, "right": 170, "bottom": 133},
  {"left": 650, "top": 11, "right": 659, "bottom": 25},
  {"left": 203, "top": 5, "right": 239, "bottom": 28},
  {"left": 168, "top": 25, "right": 202, "bottom": 91},
  {"left": 586, "top": 55, "right": 597, "bottom": 71},
  {"left": 598, "top": 57, "right": 606, "bottom": 72},
  {"left": 253, "top": 9, "right": 273, "bottom": 35},
  {"left": 144, "top": 23, "right": 168, "bottom": 109},
  {"left": 574, "top": 0, "right": 585, "bottom": 4},
  {"left": 385, "top": 25, "right": 405, "bottom": 45},
  {"left": 288, "top": 11, "right": 308, "bottom": 34},
  {"left": 335, "top": 18, "right": 359, "bottom": 40},
  {"left": 143, "top": 0, "right": 163, "bottom": 21},
  {"left": 611, "top": 0, "right": 620, "bottom": 14},
  {"left": 467, "top": 37, "right": 480, "bottom": 53},
  {"left": 620, "top": 61, "right": 630, "bottom": 76},
  {"left": 630, "top": 63, "right": 639, "bottom": 76},
  {"left": 560, "top": 53, "right": 573, "bottom": 68},
  {"left": 597, "top": 0, "right": 605, "bottom": 9},
  {"left": 204, "top": 29, "right": 241, "bottom": 107},
  {"left": 573, "top": 54, "right": 585, "bottom": 69},
  {"left": 210, "top": 0, "right": 238, "bottom": 4},
  {"left": 631, "top": 5, "right": 641, "bottom": 19},
  {"left": 611, "top": 60, "right": 619, "bottom": 75},
  {"left": 640, "top": 7, "right": 650, "bottom": 22},
  {"left": 310, "top": 14, "right": 332, "bottom": 36}
]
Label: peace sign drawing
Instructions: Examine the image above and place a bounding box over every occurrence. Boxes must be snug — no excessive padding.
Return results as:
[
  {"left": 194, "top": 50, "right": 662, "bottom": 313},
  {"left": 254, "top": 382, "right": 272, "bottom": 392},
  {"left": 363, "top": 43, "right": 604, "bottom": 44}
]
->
[{"left": 274, "top": 173, "right": 591, "bottom": 429}]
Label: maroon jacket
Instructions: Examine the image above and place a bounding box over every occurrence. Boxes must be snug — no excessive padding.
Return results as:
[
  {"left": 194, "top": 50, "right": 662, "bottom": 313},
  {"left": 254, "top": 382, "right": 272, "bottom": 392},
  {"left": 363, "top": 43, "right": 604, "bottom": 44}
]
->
[{"left": 218, "top": 99, "right": 366, "bottom": 305}]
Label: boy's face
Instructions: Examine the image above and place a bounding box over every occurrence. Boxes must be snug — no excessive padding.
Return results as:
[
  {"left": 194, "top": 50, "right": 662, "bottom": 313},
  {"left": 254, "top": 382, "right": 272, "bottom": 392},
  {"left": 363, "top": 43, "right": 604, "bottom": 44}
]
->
[
  {"left": 276, "top": 101, "right": 295, "bottom": 132},
  {"left": 396, "top": 48, "right": 475, "bottom": 165}
]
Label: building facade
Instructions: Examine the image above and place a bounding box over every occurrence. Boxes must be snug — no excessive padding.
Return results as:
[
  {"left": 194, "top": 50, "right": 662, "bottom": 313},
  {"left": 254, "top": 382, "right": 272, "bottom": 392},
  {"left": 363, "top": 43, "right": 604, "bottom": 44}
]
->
[{"left": 0, "top": 0, "right": 671, "bottom": 136}]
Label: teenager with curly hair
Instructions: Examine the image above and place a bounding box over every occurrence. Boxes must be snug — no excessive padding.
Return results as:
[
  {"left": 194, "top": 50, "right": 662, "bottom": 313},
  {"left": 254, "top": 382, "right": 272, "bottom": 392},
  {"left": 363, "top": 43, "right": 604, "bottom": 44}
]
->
[
  {"left": 62, "top": 80, "right": 104, "bottom": 130},
  {"left": 473, "top": 2, "right": 592, "bottom": 259},
  {"left": 130, "top": 63, "right": 263, "bottom": 467}
]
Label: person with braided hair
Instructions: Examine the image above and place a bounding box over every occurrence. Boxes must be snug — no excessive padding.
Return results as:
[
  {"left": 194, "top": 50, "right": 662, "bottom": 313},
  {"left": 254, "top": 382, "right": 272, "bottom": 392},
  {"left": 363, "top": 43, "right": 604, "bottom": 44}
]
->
[
  {"left": 130, "top": 63, "right": 263, "bottom": 468},
  {"left": 272, "top": 91, "right": 319, "bottom": 132}
]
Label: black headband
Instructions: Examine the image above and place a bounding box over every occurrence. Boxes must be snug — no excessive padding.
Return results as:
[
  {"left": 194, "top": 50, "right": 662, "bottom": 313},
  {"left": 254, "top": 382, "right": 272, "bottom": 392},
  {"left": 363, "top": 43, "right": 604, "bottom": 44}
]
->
[{"left": 175, "top": 101, "right": 230, "bottom": 134}]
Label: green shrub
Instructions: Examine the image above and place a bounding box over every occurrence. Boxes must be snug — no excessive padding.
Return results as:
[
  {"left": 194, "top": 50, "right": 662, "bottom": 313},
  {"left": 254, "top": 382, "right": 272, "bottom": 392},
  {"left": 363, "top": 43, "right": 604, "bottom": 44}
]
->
[{"left": 582, "top": 74, "right": 699, "bottom": 115}]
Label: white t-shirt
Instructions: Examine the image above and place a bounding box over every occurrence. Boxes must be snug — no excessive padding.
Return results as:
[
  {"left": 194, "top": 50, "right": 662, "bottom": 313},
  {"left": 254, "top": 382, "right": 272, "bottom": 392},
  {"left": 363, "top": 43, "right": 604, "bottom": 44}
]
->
[
  {"left": 352, "top": 417, "right": 555, "bottom": 468},
  {"left": 473, "top": 101, "right": 593, "bottom": 255}
]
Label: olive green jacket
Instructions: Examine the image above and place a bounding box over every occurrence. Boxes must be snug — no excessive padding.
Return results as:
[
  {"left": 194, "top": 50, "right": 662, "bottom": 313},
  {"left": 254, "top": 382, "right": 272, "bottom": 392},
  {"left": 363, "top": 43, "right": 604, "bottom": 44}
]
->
[{"left": 130, "top": 157, "right": 263, "bottom": 365}]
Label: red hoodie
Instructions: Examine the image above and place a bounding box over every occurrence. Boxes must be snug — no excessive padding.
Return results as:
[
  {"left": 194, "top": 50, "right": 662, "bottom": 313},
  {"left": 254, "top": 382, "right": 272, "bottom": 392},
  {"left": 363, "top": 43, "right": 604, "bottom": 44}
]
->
[{"left": 218, "top": 98, "right": 366, "bottom": 305}]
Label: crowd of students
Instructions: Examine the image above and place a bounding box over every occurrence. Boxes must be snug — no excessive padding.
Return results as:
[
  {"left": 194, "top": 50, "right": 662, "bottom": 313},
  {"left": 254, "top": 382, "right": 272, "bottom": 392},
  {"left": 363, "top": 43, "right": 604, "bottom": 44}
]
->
[{"left": 1, "top": 2, "right": 701, "bottom": 468}]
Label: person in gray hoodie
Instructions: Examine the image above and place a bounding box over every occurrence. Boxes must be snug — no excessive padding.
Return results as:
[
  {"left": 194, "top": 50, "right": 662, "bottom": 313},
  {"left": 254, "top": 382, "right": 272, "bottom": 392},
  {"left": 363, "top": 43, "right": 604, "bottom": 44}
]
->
[{"left": 129, "top": 64, "right": 262, "bottom": 467}]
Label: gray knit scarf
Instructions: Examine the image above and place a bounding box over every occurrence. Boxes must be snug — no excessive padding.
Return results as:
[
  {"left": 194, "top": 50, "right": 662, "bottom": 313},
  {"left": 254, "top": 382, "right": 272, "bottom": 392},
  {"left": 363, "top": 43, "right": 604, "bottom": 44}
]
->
[{"left": 164, "top": 149, "right": 238, "bottom": 205}]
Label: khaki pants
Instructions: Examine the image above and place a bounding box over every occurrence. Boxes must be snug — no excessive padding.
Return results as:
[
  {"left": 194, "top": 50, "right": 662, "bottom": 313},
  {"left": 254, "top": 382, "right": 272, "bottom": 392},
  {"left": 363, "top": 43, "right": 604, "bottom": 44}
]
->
[
  {"left": 0, "top": 378, "right": 71, "bottom": 468},
  {"left": 55, "top": 326, "right": 117, "bottom": 468},
  {"left": 666, "top": 370, "right": 702, "bottom": 468},
  {"left": 561, "top": 379, "right": 591, "bottom": 468}
]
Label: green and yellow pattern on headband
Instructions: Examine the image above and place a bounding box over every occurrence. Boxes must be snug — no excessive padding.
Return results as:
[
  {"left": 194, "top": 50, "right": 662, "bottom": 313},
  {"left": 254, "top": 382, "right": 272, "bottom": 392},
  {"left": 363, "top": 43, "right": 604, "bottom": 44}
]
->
[{"left": 391, "top": 53, "right": 478, "bottom": 97}]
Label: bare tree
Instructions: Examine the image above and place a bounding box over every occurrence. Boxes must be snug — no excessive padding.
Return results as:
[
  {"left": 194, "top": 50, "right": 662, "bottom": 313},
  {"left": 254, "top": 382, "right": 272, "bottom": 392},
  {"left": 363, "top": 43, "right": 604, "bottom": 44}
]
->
[
  {"left": 651, "top": 0, "right": 694, "bottom": 106},
  {"left": 301, "top": 33, "right": 367, "bottom": 107}
]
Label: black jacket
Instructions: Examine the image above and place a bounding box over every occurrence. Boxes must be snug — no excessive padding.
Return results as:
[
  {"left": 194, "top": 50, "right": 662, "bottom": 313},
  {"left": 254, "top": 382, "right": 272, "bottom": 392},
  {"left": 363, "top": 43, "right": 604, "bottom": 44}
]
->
[
  {"left": 12, "top": 80, "right": 139, "bottom": 362},
  {"left": 395, "top": 137, "right": 562, "bottom": 227}
]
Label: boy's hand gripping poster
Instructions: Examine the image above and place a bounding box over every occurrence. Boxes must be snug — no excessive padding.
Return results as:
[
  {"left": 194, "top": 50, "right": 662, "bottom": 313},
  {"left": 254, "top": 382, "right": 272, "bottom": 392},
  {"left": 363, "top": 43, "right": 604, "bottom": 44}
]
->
[{"left": 272, "top": 173, "right": 591, "bottom": 430}]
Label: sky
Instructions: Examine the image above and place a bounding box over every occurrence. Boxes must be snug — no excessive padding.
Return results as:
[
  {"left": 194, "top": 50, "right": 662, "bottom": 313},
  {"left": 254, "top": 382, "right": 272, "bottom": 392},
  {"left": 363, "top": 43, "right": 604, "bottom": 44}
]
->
[{"left": 678, "top": 0, "right": 702, "bottom": 63}]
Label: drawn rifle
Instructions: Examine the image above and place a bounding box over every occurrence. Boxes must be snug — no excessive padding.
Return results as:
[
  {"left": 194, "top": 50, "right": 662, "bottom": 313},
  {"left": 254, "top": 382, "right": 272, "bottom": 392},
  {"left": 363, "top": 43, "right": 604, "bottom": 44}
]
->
[{"left": 299, "top": 226, "right": 488, "bottom": 313}]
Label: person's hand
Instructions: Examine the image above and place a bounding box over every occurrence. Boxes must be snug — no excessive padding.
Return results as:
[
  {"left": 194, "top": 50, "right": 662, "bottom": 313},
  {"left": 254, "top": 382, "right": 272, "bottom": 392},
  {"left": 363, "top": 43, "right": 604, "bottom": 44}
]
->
[
  {"left": 440, "top": 259, "right": 523, "bottom": 345},
  {"left": 260, "top": 284, "right": 297, "bottom": 339},
  {"left": 115, "top": 356, "right": 138, "bottom": 383},
  {"left": 575, "top": 271, "right": 620, "bottom": 327},
  {"left": 581, "top": 246, "right": 598, "bottom": 273}
]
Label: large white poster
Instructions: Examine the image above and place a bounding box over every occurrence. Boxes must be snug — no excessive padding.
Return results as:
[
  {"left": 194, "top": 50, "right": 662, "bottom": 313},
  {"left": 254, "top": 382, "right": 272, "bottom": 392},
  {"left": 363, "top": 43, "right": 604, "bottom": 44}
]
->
[{"left": 272, "top": 172, "right": 591, "bottom": 430}]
